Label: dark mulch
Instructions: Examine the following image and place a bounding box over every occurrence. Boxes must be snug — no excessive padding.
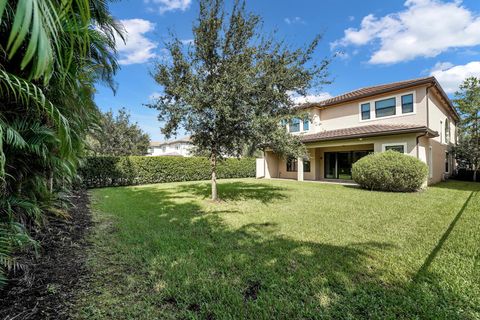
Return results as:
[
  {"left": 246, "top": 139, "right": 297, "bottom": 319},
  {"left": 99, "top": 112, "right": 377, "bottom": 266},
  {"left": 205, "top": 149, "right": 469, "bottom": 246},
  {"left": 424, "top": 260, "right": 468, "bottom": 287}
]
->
[{"left": 0, "top": 191, "right": 92, "bottom": 320}]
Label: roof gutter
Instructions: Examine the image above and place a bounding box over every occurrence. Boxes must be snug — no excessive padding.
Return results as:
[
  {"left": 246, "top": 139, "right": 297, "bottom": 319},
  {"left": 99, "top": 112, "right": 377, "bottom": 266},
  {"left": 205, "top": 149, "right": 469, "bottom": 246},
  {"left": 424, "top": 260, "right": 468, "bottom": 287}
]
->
[{"left": 300, "top": 127, "right": 438, "bottom": 144}]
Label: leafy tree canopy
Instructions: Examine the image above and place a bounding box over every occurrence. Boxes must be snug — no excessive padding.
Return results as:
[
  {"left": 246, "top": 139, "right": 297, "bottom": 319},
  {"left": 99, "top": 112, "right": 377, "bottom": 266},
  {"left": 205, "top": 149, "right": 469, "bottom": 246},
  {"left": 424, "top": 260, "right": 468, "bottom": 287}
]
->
[
  {"left": 148, "top": 0, "right": 330, "bottom": 200},
  {"left": 453, "top": 76, "right": 480, "bottom": 181},
  {"left": 88, "top": 108, "right": 150, "bottom": 156}
]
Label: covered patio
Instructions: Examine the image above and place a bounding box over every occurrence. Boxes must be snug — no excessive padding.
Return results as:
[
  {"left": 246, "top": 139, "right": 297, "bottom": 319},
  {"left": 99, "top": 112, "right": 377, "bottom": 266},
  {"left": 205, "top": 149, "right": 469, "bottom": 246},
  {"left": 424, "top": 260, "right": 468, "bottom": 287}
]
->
[
  {"left": 265, "top": 143, "right": 374, "bottom": 182},
  {"left": 260, "top": 123, "right": 438, "bottom": 182}
]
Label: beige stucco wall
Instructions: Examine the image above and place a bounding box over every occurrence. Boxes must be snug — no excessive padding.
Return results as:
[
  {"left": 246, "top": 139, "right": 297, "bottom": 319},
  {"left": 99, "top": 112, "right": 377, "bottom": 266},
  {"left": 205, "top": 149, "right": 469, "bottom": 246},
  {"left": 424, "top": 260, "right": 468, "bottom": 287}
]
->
[
  {"left": 428, "top": 90, "right": 457, "bottom": 145},
  {"left": 294, "top": 86, "right": 428, "bottom": 135},
  {"left": 265, "top": 83, "right": 459, "bottom": 185},
  {"left": 266, "top": 133, "right": 420, "bottom": 180}
]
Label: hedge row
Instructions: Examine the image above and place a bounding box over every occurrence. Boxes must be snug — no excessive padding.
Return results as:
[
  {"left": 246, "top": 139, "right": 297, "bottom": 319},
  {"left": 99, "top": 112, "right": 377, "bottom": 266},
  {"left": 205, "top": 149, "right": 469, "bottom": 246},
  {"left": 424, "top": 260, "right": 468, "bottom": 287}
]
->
[
  {"left": 454, "top": 168, "right": 480, "bottom": 182},
  {"left": 79, "top": 156, "right": 256, "bottom": 188}
]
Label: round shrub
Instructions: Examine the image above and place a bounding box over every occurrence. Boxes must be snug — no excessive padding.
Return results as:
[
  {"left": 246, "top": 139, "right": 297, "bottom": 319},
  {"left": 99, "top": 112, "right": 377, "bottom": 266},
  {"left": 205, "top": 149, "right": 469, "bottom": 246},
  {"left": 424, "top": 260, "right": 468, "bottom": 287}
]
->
[{"left": 352, "top": 150, "right": 429, "bottom": 192}]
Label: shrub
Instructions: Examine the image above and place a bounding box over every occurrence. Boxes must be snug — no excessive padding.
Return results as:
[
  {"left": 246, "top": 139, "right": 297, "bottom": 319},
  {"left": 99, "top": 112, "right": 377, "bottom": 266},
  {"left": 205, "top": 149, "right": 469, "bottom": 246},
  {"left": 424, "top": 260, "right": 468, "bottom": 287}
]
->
[
  {"left": 352, "top": 151, "right": 429, "bottom": 192},
  {"left": 78, "top": 156, "right": 256, "bottom": 188}
]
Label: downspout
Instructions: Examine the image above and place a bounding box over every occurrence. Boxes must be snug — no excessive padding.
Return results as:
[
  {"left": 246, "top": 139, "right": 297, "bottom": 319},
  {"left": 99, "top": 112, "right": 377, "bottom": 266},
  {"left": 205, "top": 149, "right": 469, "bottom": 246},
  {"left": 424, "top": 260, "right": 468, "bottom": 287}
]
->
[{"left": 416, "top": 132, "right": 428, "bottom": 159}]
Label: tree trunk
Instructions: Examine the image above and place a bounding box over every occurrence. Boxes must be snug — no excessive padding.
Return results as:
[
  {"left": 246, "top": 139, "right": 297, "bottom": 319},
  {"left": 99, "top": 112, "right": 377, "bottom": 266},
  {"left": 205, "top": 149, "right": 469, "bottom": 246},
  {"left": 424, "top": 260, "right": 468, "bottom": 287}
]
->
[
  {"left": 473, "top": 164, "right": 478, "bottom": 182},
  {"left": 211, "top": 154, "right": 218, "bottom": 201}
]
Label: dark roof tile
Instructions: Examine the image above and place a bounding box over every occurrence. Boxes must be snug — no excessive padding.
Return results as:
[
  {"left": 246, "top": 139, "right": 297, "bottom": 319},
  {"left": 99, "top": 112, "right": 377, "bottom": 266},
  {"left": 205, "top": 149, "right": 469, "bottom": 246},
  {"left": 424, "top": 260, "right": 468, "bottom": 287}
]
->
[{"left": 298, "top": 124, "right": 437, "bottom": 143}]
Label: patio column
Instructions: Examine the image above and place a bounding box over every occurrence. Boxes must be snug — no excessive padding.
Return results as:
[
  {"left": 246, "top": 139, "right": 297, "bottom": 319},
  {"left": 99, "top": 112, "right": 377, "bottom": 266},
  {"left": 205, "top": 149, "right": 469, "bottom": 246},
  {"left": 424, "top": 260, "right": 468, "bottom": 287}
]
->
[{"left": 297, "top": 157, "right": 304, "bottom": 181}]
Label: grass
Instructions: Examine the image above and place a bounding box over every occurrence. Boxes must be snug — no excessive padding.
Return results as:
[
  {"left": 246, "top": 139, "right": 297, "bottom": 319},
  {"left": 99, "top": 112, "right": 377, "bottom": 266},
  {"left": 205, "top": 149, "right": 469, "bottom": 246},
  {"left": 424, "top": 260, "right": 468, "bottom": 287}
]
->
[{"left": 73, "top": 179, "right": 480, "bottom": 319}]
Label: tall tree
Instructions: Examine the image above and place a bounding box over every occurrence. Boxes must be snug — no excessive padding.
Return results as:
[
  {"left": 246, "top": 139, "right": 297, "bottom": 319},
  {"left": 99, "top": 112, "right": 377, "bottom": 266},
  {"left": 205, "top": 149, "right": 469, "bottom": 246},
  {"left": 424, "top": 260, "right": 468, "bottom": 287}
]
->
[
  {"left": 454, "top": 77, "right": 480, "bottom": 181},
  {"left": 149, "top": 0, "right": 330, "bottom": 200},
  {"left": 89, "top": 108, "right": 150, "bottom": 156},
  {"left": 0, "top": 0, "right": 122, "bottom": 285}
]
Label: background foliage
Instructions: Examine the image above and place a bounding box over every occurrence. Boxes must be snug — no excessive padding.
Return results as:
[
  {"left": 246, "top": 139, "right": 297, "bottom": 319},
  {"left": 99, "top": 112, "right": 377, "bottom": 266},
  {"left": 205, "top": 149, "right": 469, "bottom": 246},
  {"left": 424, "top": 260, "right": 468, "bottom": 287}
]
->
[
  {"left": 88, "top": 108, "right": 150, "bottom": 156},
  {"left": 453, "top": 77, "right": 480, "bottom": 182},
  {"left": 79, "top": 156, "right": 256, "bottom": 188},
  {"left": 352, "top": 151, "right": 429, "bottom": 192}
]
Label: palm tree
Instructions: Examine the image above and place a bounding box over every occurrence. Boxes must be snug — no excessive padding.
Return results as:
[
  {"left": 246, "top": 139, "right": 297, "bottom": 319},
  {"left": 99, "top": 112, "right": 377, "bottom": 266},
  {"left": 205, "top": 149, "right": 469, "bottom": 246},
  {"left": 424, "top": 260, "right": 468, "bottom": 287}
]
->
[{"left": 0, "top": 0, "right": 123, "bottom": 286}]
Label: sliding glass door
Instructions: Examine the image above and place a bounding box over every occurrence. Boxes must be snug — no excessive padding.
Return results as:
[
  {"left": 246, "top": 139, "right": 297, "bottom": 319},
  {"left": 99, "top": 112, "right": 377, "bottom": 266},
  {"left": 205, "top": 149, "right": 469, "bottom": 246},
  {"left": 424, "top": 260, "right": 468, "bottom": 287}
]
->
[{"left": 324, "top": 151, "right": 372, "bottom": 180}]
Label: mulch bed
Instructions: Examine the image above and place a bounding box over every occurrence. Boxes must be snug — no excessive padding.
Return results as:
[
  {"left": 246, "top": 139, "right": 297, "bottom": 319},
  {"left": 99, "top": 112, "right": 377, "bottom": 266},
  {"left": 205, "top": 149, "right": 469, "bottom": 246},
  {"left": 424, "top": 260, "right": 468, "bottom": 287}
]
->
[{"left": 0, "top": 191, "right": 92, "bottom": 320}]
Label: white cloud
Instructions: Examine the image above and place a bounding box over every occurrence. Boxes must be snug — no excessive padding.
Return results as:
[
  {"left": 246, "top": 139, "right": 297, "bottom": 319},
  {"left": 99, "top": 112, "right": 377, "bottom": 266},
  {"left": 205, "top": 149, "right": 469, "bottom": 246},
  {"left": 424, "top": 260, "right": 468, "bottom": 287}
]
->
[
  {"left": 181, "top": 39, "right": 194, "bottom": 45},
  {"left": 116, "top": 19, "right": 157, "bottom": 65},
  {"left": 430, "top": 61, "right": 480, "bottom": 93},
  {"left": 145, "top": 0, "right": 192, "bottom": 14},
  {"left": 290, "top": 92, "right": 332, "bottom": 105},
  {"left": 148, "top": 92, "right": 162, "bottom": 101},
  {"left": 117, "top": 19, "right": 157, "bottom": 65},
  {"left": 333, "top": 0, "right": 480, "bottom": 64},
  {"left": 284, "top": 17, "right": 306, "bottom": 25}
]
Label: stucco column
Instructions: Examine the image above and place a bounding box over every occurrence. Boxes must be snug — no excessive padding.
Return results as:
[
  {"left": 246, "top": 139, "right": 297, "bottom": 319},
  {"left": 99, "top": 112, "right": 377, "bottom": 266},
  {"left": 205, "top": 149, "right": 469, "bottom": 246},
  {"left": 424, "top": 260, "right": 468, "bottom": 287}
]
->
[{"left": 297, "top": 157, "right": 304, "bottom": 181}]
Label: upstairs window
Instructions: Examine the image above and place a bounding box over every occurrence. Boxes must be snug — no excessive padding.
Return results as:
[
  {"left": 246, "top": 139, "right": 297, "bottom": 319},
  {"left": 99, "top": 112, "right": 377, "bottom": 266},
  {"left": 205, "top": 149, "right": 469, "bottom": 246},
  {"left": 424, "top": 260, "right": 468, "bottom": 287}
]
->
[
  {"left": 440, "top": 120, "right": 443, "bottom": 143},
  {"left": 361, "top": 103, "right": 371, "bottom": 120},
  {"left": 401, "top": 94, "right": 413, "bottom": 113},
  {"left": 445, "top": 119, "right": 450, "bottom": 143},
  {"left": 375, "top": 97, "right": 396, "bottom": 118},
  {"left": 289, "top": 118, "right": 300, "bottom": 132},
  {"left": 303, "top": 116, "right": 310, "bottom": 131}
]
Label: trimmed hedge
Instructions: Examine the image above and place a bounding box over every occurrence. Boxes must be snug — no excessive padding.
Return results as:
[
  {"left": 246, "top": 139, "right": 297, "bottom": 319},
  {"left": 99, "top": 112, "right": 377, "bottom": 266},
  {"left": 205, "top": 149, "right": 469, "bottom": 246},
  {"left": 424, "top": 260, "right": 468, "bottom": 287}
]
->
[
  {"left": 79, "top": 156, "right": 256, "bottom": 188},
  {"left": 454, "top": 168, "right": 480, "bottom": 182},
  {"left": 352, "top": 150, "right": 429, "bottom": 192}
]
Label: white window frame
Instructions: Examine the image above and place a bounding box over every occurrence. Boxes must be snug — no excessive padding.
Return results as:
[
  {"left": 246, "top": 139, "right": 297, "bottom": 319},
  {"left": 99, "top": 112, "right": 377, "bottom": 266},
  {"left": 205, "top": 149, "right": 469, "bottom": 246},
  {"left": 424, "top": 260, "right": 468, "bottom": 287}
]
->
[
  {"left": 382, "top": 142, "right": 407, "bottom": 154},
  {"left": 358, "top": 91, "right": 416, "bottom": 122},
  {"left": 445, "top": 119, "right": 451, "bottom": 144},
  {"left": 440, "top": 120, "right": 443, "bottom": 144},
  {"left": 289, "top": 114, "right": 312, "bottom": 134}
]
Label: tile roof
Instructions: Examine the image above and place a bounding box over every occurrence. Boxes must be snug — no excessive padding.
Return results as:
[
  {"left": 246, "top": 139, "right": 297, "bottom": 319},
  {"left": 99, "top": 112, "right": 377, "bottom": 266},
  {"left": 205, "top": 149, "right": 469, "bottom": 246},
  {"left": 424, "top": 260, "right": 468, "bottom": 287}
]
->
[
  {"left": 299, "top": 124, "right": 437, "bottom": 143},
  {"left": 297, "top": 76, "right": 459, "bottom": 120},
  {"left": 149, "top": 136, "right": 192, "bottom": 147}
]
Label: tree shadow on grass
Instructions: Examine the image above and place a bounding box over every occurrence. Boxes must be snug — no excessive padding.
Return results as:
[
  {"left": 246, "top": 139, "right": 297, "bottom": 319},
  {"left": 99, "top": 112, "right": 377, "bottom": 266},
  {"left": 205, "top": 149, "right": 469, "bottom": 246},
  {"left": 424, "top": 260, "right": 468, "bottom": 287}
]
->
[
  {"left": 77, "top": 184, "right": 478, "bottom": 319},
  {"left": 432, "top": 180, "right": 480, "bottom": 192},
  {"left": 177, "top": 181, "right": 289, "bottom": 203}
]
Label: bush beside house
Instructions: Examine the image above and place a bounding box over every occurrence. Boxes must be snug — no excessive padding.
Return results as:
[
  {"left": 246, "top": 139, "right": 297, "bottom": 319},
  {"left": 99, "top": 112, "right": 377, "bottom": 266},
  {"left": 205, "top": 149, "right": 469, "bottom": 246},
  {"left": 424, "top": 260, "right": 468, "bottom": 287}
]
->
[
  {"left": 352, "top": 151, "right": 429, "bottom": 192},
  {"left": 79, "top": 156, "right": 256, "bottom": 188}
]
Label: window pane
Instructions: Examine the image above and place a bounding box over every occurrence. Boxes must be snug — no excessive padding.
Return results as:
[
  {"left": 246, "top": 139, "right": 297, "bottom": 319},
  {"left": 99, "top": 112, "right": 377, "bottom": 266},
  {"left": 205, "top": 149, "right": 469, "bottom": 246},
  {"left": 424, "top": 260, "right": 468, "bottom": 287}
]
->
[
  {"left": 445, "top": 152, "right": 449, "bottom": 173},
  {"left": 287, "top": 158, "right": 297, "bottom": 172},
  {"left": 401, "top": 94, "right": 413, "bottom": 113},
  {"left": 303, "top": 117, "right": 310, "bottom": 131},
  {"left": 375, "top": 98, "right": 396, "bottom": 118},
  {"left": 290, "top": 118, "right": 300, "bottom": 132},
  {"left": 385, "top": 145, "right": 404, "bottom": 153},
  {"left": 303, "top": 160, "right": 311, "bottom": 172},
  {"left": 361, "top": 103, "right": 370, "bottom": 120},
  {"left": 445, "top": 120, "right": 450, "bottom": 143}
]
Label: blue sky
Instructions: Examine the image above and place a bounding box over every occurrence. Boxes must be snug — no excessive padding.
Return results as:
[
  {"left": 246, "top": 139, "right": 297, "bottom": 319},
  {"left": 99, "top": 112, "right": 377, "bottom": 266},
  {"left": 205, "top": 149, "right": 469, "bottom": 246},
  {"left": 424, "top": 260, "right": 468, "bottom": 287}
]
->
[{"left": 95, "top": 0, "right": 480, "bottom": 141}]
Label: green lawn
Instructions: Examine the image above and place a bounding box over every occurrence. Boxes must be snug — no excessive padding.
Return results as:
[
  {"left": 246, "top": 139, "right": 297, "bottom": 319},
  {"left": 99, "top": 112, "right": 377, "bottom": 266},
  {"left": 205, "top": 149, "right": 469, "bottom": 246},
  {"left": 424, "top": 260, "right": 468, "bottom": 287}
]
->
[{"left": 74, "top": 179, "right": 480, "bottom": 319}]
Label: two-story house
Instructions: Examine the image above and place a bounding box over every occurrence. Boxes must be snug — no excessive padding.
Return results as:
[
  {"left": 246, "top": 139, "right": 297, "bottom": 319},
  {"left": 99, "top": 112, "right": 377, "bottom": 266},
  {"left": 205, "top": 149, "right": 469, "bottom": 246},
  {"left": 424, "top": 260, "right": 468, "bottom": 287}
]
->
[
  {"left": 261, "top": 77, "right": 459, "bottom": 185},
  {"left": 147, "top": 137, "right": 193, "bottom": 157}
]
